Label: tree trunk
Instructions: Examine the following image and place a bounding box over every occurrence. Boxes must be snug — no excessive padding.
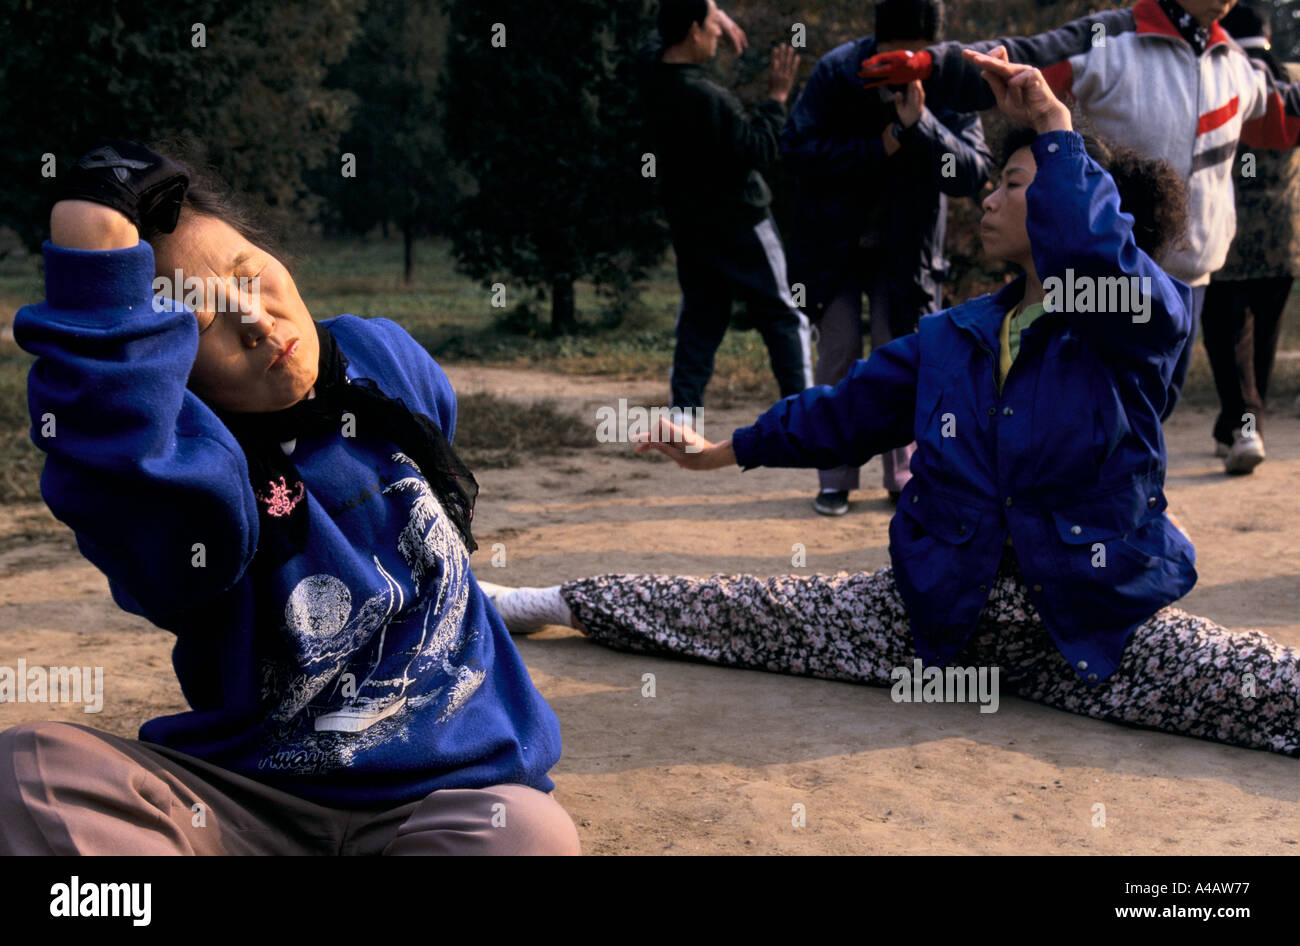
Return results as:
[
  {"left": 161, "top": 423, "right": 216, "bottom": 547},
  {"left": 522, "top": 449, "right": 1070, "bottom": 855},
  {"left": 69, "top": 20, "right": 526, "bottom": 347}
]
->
[
  {"left": 403, "top": 219, "right": 414, "bottom": 284},
  {"left": 551, "top": 277, "right": 576, "bottom": 334}
]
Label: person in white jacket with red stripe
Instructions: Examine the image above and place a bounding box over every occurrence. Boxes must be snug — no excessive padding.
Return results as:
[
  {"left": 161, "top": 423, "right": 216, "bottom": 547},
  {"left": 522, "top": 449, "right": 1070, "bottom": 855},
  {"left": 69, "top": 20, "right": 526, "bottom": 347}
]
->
[{"left": 861, "top": 0, "right": 1300, "bottom": 459}]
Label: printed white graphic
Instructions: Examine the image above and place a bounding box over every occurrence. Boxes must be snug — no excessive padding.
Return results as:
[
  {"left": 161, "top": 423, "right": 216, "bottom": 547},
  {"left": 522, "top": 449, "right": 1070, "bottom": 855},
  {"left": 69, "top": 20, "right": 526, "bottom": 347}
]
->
[{"left": 256, "top": 452, "right": 483, "bottom": 773}]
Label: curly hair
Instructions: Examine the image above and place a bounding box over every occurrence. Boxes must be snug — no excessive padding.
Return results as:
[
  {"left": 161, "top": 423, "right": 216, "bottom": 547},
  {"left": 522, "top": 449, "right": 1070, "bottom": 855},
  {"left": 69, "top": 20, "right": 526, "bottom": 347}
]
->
[
  {"left": 141, "top": 135, "right": 280, "bottom": 259},
  {"left": 998, "top": 124, "right": 1189, "bottom": 262}
]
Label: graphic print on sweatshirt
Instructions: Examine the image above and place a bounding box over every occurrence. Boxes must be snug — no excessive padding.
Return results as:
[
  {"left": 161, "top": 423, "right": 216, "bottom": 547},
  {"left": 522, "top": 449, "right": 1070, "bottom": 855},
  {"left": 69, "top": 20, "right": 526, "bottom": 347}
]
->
[{"left": 255, "top": 450, "right": 485, "bottom": 774}]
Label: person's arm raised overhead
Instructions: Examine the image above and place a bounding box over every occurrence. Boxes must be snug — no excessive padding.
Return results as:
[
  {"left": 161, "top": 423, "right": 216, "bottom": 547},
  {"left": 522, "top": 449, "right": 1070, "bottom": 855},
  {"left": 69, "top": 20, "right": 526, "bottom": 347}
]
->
[
  {"left": 970, "top": 48, "right": 1190, "bottom": 375},
  {"left": 859, "top": 7, "right": 1130, "bottom": 114},
  {"left": 14, "top": 142, "right": 262, "bottom": 627},
  {"left": 713, "top": 44, "right": 800, "bottom": 174}
]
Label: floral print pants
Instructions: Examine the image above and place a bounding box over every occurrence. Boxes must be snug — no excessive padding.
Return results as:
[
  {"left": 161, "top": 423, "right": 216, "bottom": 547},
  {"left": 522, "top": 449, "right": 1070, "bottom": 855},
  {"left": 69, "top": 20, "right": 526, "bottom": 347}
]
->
[{"left": 560, "top": 555, "right": 1299, "bottom": 757}]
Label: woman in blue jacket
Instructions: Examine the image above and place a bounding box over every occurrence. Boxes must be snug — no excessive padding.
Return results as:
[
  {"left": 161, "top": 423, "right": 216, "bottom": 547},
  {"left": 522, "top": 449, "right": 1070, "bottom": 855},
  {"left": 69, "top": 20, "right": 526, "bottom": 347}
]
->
[
  {"left": 485, "top": 50, "right": 1298, "bottom": 758},
  {"left": 0, "top": 142, "right": 578, "bottom": 854}
]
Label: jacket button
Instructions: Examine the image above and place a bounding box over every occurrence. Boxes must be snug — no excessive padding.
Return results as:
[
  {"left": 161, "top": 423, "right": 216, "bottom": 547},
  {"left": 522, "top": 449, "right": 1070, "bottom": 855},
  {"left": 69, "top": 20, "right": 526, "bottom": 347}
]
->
[
  {"left": 1032, "top": 584, "right": 1043, "bottom": 592},
  {"left": 978, "top": 584, "right": 987, "bottom": 593},
  {"left": 1003, "top": 406, "right": 1013, "bottom": 416},
  {"left": 1088, "top": 673, "right": 1098, "bottom": 682},
  {"left": 987, "top": 407, "right": 996, "bottom": 415},
  {"left": 911, "top": 494, "right": 919, "bottom": 504},
  {"left": 1148, "top": 496, "right": 1157, "bottom": 508},
  {"left": 1070, "top": 525, "right": 1082, "bottom": 535},
  {"left": 1005, "top": 497, "right": 1013, "bottom": 507},
  {"left": 1076, "top": 660, "right": 1088, "bottom": 671},
  {"left": 958, "top": 524, "right": 967, "bottom": 534},
  {"left": 1047, "top": 141, "right": 1060, "bottom": 153}
]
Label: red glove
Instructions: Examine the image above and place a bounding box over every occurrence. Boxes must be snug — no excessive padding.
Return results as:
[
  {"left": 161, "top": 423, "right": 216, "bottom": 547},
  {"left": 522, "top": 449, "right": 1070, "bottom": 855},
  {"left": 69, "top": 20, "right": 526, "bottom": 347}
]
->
[{"left": 858, "top": 49, "right": 933, "bottom": 88}]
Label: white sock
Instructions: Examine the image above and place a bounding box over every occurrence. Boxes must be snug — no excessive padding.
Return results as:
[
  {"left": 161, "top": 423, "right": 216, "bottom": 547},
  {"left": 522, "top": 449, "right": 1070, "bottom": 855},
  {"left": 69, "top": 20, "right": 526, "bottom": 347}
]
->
[{"left": 478, "top": 581, "right": 573, "bottom": 633}]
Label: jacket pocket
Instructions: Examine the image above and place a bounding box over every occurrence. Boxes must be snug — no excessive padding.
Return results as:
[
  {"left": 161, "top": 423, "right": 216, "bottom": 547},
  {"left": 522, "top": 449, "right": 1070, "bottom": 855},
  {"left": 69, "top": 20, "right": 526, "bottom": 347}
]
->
[
  {"left": 1049, "top": 482, "right": 1166, "bottom": 545},
  {"left": 898, "top": 486, "right": 982, "bottom": 546}
]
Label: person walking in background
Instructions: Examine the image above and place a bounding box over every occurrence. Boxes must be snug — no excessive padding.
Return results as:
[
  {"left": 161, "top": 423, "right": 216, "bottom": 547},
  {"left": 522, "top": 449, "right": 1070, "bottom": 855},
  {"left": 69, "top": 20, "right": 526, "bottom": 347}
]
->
[
  {"left": 781, "top": 0, "right": 993, "bottom": 515},
  {"left": 645, "top": 0, "right": 813, "bottom": 417},
  {"left": 858, "top": 0, "right": 1300, "bottom": 429},
  {"left": 1203, "top": 2, "right": 1296, "bottom": 474}
]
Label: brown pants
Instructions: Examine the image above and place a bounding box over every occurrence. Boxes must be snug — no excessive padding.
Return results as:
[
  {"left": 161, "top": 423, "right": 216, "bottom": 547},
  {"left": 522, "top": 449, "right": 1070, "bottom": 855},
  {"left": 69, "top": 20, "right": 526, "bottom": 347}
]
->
[{"left": 0, "top": 722, "right": 580, "bottom": 855}]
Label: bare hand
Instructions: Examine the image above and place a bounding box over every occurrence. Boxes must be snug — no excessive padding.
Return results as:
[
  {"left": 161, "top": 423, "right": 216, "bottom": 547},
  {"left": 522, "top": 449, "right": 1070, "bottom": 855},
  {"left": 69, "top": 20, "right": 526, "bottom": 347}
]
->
[
  {"left": 715, "top": 8, "right": 748, "bottom": 55},
  {"left": 768, "top": 44, "right": 800, "bottom": 104},
  {"left": 632, "top": 418, "right": 735, "bottom": 471},
  {"left": 963, "top": 47, "right": 1071, "bottom": 133},
  {"left": 894, "top": 79, "right": 924, "bottom": 127},
  {"left": 50, "top": 200, "right": 139, "bottom": 251}
]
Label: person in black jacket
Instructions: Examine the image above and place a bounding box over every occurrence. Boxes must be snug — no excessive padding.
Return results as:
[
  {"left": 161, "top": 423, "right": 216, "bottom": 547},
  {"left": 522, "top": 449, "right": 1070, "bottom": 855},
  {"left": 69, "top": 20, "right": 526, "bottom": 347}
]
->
[
  {"left": 782, "top": 0, "right": 994, "bottom": 516},
  {"left": 645, "top": 0, "right": 812, "bottom": 416}
]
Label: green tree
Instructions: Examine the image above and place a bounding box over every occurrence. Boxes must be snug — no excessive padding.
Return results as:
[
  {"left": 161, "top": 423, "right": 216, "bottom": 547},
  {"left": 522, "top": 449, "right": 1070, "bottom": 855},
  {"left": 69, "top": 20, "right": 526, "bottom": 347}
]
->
[
  {"left": 0, "top": 0, "right": 363, "bottom": 254},
  {"left": 440, "top": 0, "right": 670, "bottom": 333},
  {"left": 322, "top": 0, "right": 462, "bottom": 282}
]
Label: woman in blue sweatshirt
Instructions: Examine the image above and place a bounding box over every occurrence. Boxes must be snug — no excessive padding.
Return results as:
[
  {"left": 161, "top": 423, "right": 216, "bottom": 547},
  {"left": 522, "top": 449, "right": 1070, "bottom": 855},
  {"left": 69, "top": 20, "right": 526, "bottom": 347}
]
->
[
  {"left": 0, "top": 142, "right": 578, "bottom": 854},
  {"left": 486, "top": 50, "right": 1299, "bottom": 758}
]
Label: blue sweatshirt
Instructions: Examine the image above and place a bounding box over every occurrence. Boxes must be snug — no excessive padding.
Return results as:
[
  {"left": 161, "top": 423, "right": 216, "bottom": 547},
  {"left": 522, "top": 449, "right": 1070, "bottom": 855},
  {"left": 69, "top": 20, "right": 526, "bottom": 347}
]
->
[{"left": 13, "top": 240, "right": 562, "bottom": 808}]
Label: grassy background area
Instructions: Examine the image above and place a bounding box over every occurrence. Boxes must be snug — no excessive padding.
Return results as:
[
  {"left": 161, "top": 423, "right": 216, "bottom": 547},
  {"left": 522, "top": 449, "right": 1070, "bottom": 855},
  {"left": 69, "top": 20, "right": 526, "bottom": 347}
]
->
[{"left": 1, "top": 234, "right": 1297, "bottom": 502}]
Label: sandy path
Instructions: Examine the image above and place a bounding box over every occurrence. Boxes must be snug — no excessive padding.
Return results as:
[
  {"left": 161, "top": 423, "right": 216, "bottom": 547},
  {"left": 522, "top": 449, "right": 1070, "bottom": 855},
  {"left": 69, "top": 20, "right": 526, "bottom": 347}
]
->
[{"left": 0, "top": 366, "right": 1295, "bottom": 854}]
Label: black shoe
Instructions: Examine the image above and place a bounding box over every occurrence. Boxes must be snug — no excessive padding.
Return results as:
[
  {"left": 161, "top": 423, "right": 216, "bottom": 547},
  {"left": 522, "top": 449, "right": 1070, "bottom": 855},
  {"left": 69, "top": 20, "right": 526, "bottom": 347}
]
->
[{"left": 813, "top": 489, "right": 850, "bottom": 516}]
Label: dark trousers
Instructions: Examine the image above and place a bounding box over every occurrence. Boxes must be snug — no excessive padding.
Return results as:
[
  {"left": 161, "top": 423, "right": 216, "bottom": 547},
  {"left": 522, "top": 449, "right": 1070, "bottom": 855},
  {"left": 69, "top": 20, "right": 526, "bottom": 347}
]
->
[
  {"left": 1201, "top": 275, "right": 1290, "bottom": 444},
  {"left": 669, "top": 216, "right": 813, "bottom": 410},
  {"left": 1161, "top": 285, "right": 1207, "bottom": 422},
  {"left": 813, "top": 249, "right": 917, "bottom": 493}
]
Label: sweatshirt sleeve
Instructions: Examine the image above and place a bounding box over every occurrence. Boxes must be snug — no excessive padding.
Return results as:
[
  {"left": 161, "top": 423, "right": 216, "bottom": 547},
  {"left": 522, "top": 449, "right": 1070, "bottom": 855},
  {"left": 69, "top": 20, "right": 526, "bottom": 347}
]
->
[
  {"left": 1025, "top": 131, "right": 1192, "bottom": 383},
  {"left": 13, "top": 240, "right": 261, "bottom": 627},
  {"left": 922, "top": 9, "right": 1131, "bottom": 113},
  {"left": 731, "top": 333, "right": 920, "bottom": 472},
  {"left": 1239, "top": 54, "right": 1300, "bottom": 149}
]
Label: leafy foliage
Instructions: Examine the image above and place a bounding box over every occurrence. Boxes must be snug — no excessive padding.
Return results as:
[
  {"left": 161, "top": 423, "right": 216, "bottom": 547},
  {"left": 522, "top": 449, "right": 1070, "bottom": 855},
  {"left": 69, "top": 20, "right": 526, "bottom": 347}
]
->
[
  {"left": 440, "top": 0, "right": 671, "bottom": 331},
  {"left": 0, "top": 0, "right": 364, "bottom": 252}
]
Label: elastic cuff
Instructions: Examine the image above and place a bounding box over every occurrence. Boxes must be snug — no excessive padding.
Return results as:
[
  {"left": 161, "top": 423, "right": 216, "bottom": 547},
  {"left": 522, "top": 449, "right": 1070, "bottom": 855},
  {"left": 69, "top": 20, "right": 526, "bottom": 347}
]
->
[
  {"left": 1029, "top": 129, "right": 1084, "bottom": 162},
  {"left": 731, "top": 425, "right": 761, "bottom": 471}
]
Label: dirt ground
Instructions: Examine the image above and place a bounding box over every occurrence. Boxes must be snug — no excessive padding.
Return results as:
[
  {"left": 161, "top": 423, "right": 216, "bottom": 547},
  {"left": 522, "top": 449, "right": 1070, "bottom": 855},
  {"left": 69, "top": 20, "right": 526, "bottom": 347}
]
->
[{"left": 0, "top": 365, "right": 1296, "bottom": 855}]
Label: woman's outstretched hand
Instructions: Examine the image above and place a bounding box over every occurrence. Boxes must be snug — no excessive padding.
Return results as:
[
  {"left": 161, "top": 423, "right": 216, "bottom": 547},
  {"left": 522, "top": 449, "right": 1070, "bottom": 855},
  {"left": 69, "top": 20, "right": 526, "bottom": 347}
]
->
[
  {"left": 963, "top": 47, "right": 1071, "bottom": 134},
  {"left": 632, "top": 418, "right": 736, "bottom": 471}
]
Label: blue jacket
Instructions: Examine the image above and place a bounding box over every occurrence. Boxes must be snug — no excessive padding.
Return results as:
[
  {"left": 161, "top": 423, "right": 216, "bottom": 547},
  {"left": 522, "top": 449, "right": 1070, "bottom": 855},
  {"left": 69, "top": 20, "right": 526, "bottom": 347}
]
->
[
  {"left": 780, "top": 36, "right": 993, "bottom": 319},
  {"left": 733, "top": 130, "right": 1197, "bottom": 685},
  {"left": 14, "top": 244, "right": 562, "bottom": 806}
]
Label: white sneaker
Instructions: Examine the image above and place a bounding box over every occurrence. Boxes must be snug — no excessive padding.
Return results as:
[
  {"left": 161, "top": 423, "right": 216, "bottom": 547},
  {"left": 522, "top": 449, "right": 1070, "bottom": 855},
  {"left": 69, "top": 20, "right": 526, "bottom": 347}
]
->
[
  {"left": 477, "top": 580, "right": 573, "bottom": 633},
  {"left": 1213, "top": 439, "right": 1229, "bottom": 458},
  {"left": 1224, "top": 430, "right": 1265, "bottom": 475}
]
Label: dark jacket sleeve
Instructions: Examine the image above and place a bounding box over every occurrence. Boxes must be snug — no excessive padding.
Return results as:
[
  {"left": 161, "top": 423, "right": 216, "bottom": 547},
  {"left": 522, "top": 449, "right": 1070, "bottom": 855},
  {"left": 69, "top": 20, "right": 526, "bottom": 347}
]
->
[
  {"left": 898, "top": 107, "right": 994, "bottom": 197},
  {"left": 712, "top": 88, "right": 786, "bottom": 174},
  {"left": 780, "top": 54, "right": 888, "bottom": 178},
  {"left": 731, "top": 333, "right": 920, "bottom": 471},
  {"left": 923, "top": 8, "right": 1132, "bottom": 112}
]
